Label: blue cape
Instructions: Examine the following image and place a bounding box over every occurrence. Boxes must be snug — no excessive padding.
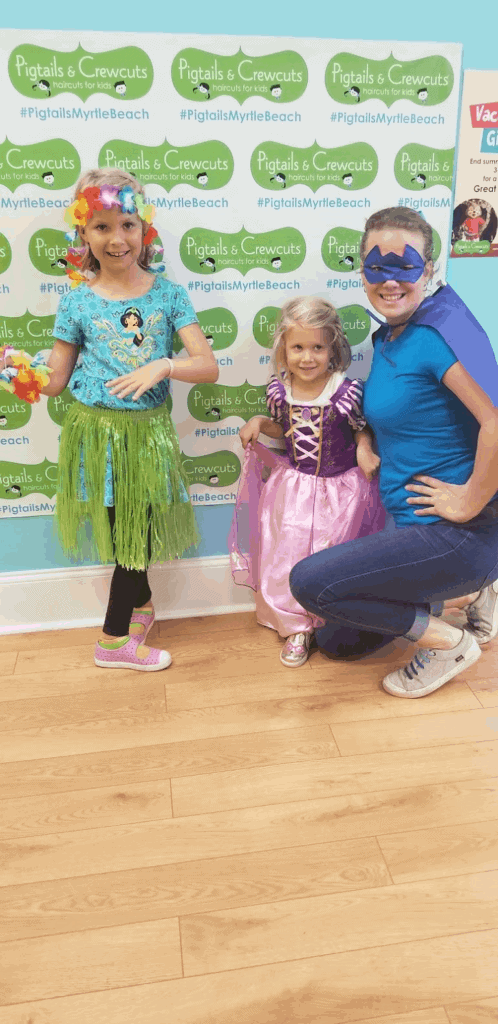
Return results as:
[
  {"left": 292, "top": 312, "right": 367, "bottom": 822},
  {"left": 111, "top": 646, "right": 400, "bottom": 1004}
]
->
[{"left": 371, "top": 284, "right": 498, "bottom": 405}]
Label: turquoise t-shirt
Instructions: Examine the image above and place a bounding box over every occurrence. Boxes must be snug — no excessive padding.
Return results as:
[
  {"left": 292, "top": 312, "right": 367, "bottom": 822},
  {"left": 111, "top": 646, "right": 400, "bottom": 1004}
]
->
[
  {"left": 53, "top": 274, "right": 197, "bottom": 506},
  {"left": 363, "top": 323, "right": 481, "bottom": 526},
  {"left": 54, "top": 274, "right": 198, "bottom": 411}
]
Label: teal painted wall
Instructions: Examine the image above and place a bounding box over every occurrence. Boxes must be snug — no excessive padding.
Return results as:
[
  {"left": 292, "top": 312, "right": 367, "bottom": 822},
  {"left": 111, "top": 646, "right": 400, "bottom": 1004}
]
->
[{"left": 1, "top": 0, "right": 496, "bottom": 572}]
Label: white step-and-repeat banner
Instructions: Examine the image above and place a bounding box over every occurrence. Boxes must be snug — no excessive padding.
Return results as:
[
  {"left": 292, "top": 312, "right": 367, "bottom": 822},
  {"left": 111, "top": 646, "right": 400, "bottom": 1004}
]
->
[{"left": 0, "top": 30, "right": 462, "bottom": 517}]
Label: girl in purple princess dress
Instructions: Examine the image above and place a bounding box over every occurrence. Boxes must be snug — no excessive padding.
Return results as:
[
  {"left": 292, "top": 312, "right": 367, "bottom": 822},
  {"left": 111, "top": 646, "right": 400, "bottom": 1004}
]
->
[{"left": 229, "top": 296, "right": 386, "bottom": 667}]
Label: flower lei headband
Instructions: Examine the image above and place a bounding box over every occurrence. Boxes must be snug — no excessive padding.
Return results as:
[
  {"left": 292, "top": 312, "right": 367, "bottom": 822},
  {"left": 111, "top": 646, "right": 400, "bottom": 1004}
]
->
[{"left": 63, "top": 185, "right": 164, "bottom": 286}]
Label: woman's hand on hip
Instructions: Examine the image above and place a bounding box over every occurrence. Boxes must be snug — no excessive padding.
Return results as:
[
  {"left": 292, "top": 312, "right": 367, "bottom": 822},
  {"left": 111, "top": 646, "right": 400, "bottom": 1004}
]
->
[
  {"left": 405, "top": 475, "right": 482, "bottom": 522},
  {"left": 105, "top": 360, "right": 169, "bottom": 401}
]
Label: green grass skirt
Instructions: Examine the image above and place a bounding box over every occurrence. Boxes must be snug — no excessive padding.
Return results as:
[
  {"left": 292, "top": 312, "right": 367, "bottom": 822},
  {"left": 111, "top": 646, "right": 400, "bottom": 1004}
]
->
[{"left": 56, "top": 401, "right": 199, "bottom": 570}]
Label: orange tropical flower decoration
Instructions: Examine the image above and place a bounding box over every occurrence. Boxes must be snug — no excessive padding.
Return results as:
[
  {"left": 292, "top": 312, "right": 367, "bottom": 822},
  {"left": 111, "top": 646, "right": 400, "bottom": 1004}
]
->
[{"left": 0, "top": 347, "right": 53, "bottom": 404}]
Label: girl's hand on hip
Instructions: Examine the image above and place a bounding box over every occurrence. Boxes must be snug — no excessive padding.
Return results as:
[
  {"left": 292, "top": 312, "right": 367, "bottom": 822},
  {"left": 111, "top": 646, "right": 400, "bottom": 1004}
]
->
[
  {"left": 106, "top": 360, "right": 168, "bottom": 401},
  {"left": 405, "top": 475, "right": 481, "bottom": 522}
]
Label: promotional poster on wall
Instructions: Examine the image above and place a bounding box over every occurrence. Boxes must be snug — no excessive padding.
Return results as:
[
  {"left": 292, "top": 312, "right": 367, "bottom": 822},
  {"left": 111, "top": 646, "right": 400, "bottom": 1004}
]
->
[
  {"left": 451, "top": 70, "right": 498, "bottom": 259},
  {"left": 0, "top": 30, "right": 462, "bottom": 518}
]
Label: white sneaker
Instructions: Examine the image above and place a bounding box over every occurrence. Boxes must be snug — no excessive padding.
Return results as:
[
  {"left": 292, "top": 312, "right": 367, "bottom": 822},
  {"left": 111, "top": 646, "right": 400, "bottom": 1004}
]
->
[
  {"left": 465, "top": 580, "right": 498, "bottom": 645},
  {"left": 382, "top": 629, "right": 481, "bottom": 699}
]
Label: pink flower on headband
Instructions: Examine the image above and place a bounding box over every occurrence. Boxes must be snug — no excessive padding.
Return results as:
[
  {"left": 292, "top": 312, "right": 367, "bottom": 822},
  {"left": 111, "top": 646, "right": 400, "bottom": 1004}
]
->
[{"left": 99, "top": 185, "right": 120, "bottom": 209}]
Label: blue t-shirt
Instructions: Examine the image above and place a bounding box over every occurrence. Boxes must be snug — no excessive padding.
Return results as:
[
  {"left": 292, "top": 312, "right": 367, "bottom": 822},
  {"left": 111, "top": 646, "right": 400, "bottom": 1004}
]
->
[
  {"left": 363, "top": 323, "right": 481, "bottom": 526},
  {"left": 54, "top": 275, "right": 198, "bottom": 410}
]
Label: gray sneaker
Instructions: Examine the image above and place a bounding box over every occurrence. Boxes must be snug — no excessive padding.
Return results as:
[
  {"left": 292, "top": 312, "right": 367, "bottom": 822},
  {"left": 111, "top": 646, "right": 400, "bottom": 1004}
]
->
[
  {"left": 382, "top": 629, "right": 481, "bottom": 699},
  {"left": 465, "top": 580, "right": 498, "bottom": 645}
]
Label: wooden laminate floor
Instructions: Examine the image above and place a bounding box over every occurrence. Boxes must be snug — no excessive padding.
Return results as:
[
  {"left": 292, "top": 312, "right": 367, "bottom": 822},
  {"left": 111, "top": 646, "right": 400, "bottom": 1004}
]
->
[{"left": 0, "top": 609, "right": 497, "bottom": 1023}]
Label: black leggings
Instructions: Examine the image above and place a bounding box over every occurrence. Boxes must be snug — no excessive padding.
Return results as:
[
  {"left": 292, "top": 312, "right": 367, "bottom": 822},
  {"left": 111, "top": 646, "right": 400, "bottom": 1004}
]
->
[{"left": 102, "top": 506, "right": 152, "bottom": 637}]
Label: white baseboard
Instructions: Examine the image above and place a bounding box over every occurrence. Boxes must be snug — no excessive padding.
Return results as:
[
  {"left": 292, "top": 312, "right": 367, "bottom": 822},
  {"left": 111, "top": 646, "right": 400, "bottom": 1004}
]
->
[{"left": 0, "top": 556, "right": 255, "bottom": 635}]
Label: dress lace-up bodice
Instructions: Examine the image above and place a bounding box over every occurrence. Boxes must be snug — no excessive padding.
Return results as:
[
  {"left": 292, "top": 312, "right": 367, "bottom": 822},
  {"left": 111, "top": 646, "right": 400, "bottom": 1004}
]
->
[{"left": 266, "top": 374, "right": 366, "bottom": 478}]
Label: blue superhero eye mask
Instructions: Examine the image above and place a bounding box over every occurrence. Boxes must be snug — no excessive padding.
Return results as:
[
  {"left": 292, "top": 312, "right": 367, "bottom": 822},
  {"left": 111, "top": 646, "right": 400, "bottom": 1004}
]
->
[{"left": 363, "top": 244, "right": 425, "bottom": 283}]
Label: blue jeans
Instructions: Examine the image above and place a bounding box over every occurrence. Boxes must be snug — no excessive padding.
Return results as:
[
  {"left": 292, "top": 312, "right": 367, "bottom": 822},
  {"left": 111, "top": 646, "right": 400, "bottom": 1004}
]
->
[{"left": 289, "top": 503, "right": 498, "bottom": 657}]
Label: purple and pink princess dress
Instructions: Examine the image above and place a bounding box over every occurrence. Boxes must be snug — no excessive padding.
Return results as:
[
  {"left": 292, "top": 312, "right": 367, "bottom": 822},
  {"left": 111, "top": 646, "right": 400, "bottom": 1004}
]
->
[{"left": 229, "top": 371, "right": 386, "bottom": 637}]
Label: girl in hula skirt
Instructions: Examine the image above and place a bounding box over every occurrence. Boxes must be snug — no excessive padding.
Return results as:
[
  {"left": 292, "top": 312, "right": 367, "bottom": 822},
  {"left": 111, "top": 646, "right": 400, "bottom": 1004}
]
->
[{"left": 1, "top": 168, "right": 217, "bottom": 670}]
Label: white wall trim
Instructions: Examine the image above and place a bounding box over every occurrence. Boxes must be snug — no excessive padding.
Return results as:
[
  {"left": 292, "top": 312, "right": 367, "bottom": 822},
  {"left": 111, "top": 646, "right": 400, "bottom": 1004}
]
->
[{"left": 0, "top": 556, "right": 255, "bottom": 635}]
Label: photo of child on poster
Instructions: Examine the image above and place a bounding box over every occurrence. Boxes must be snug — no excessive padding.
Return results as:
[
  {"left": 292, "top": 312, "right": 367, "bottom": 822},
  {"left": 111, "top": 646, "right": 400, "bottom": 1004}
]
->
[{"left": 452, "top": 197, "right": 497, "bottom": 249}]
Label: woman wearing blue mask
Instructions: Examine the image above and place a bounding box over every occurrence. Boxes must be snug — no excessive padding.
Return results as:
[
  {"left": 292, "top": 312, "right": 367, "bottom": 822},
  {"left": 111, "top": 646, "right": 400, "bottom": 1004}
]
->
[{"left": 290, "top": 206, "right": 498, "bottom": 698}]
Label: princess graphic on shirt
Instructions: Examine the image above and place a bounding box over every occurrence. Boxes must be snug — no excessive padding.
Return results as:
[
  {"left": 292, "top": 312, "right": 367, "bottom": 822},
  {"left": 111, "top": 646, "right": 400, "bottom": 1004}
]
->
[
  {"left": 120, "top": 308, "right": 145, "bottom": 346},
  {"left": 93, "top": 308, "right": 163, "bottom": 369}
]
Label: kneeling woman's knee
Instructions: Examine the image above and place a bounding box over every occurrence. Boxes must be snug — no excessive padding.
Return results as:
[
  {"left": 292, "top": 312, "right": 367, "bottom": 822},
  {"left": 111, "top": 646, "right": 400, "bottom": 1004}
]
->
[{"left": 289, "top": 557, "right": 314, "bottom": 604}]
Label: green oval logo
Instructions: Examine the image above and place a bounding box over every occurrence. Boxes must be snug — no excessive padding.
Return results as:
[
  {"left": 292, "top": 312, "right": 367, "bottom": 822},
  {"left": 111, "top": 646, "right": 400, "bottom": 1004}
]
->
[
  {"left": 431, "top": 226, "right": 442, "bottom": 262},
  {"left": 322, "top": 228, "right": 362, "bottom": 272},
  {"left": 181, "top": 450, "right": 241, "bottom": 487},
  {"left": 0, "top": 312, "right": 55, "bottom": 358},
  {"left": 188, "top": 383, "right": 267, "bottom": 422},
  {"left": 99, "top": 138, "right": 233, "bottom": 191},
  {"left": 251, "top": 141, "right": 377, "bottom": 192},
  {"left": 0, "top": 138, "right": 80, "bottom": 192},
  {"left": 394, "top": 144, "right": 454, "bottom": 190},
  {"left": 174, "top": 308, "right": 238, "bottom": 353},
  {"left": 252, "top": 302, "right": 370, "bottom": 350},
  {"left": 454, "top": 239, "right": 491, "bottom": 255},
  {"left": 337, "top": 305, "right": 370, "bottom": 347},
  {"left": 0, "top": 458, "right": 57, "bottom": 500},
  {"left": 8, "top": 44, "right": 153, "bottom": 101},
  {"left": 0, "top": 391, "right": 32, "bottom": 429},
  {"left": 253, "top": 306, "right": 280, "bottom": 349},
  {"left": 325, "top": 52, "right": 454, "bottom": 107},
  {"left": 171, "top": 48, "right": 307, "bottom": 105},
  {"left": 0, "top": 234, "right": 12, "bottom": 275},
  {"left": 28, "top": 229, "right": 69, "bottom": 275},
  {"left": 47, "top": 387, "right": 76, "bottom": 426},
  {"left": 180, "top": 227, "right": 305, "bottom": 276}
]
